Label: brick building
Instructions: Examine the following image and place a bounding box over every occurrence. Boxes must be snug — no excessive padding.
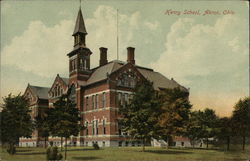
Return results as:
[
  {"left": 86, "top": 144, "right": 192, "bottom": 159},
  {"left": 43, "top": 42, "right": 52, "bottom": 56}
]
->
[{"left": 19, "top": 8, "right": 188, "bottom": 147}]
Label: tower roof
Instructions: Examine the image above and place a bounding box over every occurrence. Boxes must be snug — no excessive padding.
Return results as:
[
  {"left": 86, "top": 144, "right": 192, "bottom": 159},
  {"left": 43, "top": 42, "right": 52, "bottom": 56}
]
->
[{"left": 73, "top": 8, "right": 87, "bottom": 36}]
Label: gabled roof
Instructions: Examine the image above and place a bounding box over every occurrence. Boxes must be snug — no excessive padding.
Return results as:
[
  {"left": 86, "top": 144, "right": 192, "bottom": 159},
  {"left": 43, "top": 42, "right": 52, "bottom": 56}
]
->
[
  {"left": 73, "top": 8, "right": 87, "bottom": 36},
  {"left": 48, "top": 74, "right": 69, "bottom": 93},
  {"left": 86, "top": 60, "right": 123, "bottom": 85},
  {"left": 137, "top": 68, "right": 187, "bottom": 91},
  {"left": 84, "top": 60, "right": 187, "bottom": 92},
  {"left": 28, "top": 85, "right": 50, "bottom": 99}
]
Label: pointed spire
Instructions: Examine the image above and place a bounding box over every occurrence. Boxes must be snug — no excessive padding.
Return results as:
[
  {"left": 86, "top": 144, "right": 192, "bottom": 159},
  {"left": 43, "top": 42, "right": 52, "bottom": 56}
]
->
[{"left": 73, "top": 8, "right": 87, "bottom": 36}]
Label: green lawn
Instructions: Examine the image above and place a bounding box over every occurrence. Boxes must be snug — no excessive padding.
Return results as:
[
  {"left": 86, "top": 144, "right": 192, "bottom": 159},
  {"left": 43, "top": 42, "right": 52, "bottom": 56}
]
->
[{"left": 0, "top": 146, "right": 250, "bottom": 161}]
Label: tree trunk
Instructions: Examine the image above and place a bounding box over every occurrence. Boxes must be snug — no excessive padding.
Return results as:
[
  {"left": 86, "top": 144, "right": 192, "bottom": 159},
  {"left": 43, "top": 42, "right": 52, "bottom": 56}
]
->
[
  {"left": 61, "top": 137, "right": 63, "bottom": 151},
  {"left": 227, "top": 136, "right": 230, "bottom": 151},
  {"left": 142, "top": 138, "right": 145, "bottom": 152},
  {"left": 167, "top": 136, "right": 171, "bottom": 148},
  {"left": 44, "top": 137, "right": 47, "bottom": 148},
  {"left": 64, "top": 137, "right": 67, "bottom": 161},
  {"left": 206, "top": 138, "right": 208, "bottom": 149},
  {"left": 242, "top": 136, "right": 245, "bottom": 151}
]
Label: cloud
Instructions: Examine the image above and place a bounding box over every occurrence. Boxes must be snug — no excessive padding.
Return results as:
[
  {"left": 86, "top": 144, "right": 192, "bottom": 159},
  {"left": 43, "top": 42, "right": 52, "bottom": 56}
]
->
[
  {"left": 1, "top": 20, "right": 74, "bottom": 77},
  {"left": 151, "top": 15, "right": 249, "bottom": 116},
  {"left": 144, "top": 21, "right": 159, "bottom": 30},
  {"left": 1, "top": 5, "right": 147, "bottom": 78}
]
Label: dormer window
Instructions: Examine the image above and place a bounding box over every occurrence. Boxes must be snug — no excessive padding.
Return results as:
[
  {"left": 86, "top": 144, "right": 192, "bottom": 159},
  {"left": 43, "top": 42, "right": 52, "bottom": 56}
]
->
[{"left": 117, "top": 71, "right": 137, "bottom": 88}]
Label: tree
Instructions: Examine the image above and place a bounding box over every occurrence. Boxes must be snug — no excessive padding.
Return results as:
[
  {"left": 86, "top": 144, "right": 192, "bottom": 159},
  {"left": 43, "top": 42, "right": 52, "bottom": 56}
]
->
[
  {"left": 157, "top": 87, "right": 192, "bottom": 146},
  {"left": 186, "top": 109, "right": 219, "bottom": 149},
  {"left": 35, "top": 107, "right": 50, "bottom": 148},
  {"left": 48, "top": 94, "right": 82, "bottom": 160},
  {"left": 199, "top": 108, "right": 219, "bottom": 149},
  {"left": 0, "top": 94, "right": 33, "bottom": 154},
  {"left": 186, "top": 111, "right": 205, "bottom": 148},
  {"left": 231, "top": 97, "right": 250, "bottom": 151},
  {"left": 119, "top": 80, "right": 161, "bottom": 152},
  {"left": 217, "top": 117, "right": 233, "bottom": 151}
]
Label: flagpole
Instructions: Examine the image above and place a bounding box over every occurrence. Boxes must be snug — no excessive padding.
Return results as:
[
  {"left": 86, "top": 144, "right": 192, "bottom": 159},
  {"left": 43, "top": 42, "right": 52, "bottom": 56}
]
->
[{"left": 117, "top": 9, "right": 119, "bottom": 60}]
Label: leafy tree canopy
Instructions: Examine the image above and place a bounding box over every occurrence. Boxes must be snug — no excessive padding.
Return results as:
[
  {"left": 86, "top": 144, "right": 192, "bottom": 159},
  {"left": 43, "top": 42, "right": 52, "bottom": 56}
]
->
[{"left": 0, "top": 94, "right": 33, "bottom": 154}]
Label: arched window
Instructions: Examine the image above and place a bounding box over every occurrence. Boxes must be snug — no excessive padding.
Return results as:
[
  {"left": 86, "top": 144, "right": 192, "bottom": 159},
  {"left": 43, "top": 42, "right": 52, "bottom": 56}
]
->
[
  {"left": 84, "top": 59, "right": 87, "bottom": 70},
  {"left": 102, "top": 92, "right": 106, "bottom": 108},
  {"left": 57, "top": 86, "right": 60, "bottom": 96},
  {"left": 103, "top": 119, "right": 106, "bottom": 135},
  {"left": 55, "top": 86, "right": 58, "bottom": 97},
  {"left": 69, "top": 84, "right": 76, "bottom": 104},
  {"left": 80, "top": 59, "right": 83, "bottom": 70}
]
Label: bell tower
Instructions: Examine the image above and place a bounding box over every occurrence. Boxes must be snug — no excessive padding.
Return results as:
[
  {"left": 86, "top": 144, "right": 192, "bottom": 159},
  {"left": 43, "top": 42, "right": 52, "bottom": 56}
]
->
[{"left": 67, "top": 8, "right": 92, "bottom": 83}]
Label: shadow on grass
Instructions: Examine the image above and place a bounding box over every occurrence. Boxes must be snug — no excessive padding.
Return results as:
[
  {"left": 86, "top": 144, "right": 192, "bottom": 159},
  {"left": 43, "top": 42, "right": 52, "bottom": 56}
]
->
[
  {"left": 16, "top": 149, "right": 33, "bottom": 152},
  {"left": 15, "top": 148, "right": 101, "bottom": 155},
  {"left": 66, "top": 148, "right": 103, "bottom": 152},
  {"left": 145, "top": 149, "right": 193, "bottom": 155},
  {"left": 72, "top": 156, "right": 102, "bottom": 160},
  {"left": 16, "top": 152, "right": 46, "bottom": 155}
]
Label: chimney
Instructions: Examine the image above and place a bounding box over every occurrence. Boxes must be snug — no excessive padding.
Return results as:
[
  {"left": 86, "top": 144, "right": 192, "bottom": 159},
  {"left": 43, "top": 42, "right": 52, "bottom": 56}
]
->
[
  {"left": 99, "top": 47, "right": 108, "bottom": 66},
  {"left": 127, "top": 47, "right": 135, "bottom": 64}
]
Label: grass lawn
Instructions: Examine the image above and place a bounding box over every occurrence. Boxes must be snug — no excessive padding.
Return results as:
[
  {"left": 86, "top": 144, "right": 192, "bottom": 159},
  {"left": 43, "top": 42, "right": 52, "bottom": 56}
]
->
[{"left": 0, "top": 146, "right": 250, "bottom": 161}]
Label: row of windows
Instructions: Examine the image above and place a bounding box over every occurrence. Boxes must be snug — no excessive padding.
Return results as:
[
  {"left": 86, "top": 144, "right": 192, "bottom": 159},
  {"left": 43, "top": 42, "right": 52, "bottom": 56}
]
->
[
  {"left": 85, "top": 119, "right": 106, "bottom": 136},
  {"left": 117, "top": 92, "right": 133, "bottom": 106},
  {"left": 117, "top": 73, "right": 137, "bottom": 88},
  {"left": 70, "top": 58, "right": 88, "bottom": 72},
  {"left": 84, "top": 92, "right": 133, "bottom": 111},
  {"left": 85, "top": 92, "right": 106, "bottom": 111},
  {"left": 50, "top": 85, "right": 63, "bottom": 98}
]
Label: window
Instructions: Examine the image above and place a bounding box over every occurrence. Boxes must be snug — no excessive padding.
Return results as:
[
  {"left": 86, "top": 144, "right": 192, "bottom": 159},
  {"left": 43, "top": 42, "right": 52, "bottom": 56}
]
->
[
  {"left": 118, "top": 122, "right": 122, "bottom": 136},
  {"left": 80, "top": 59, "right": 83, "bottom": 70},
  {"left": 125, "top": 93, "right": 128, "bottom": 104},
  {"left": 103, "top": 120, "right": 106, "bottom": 135},
  {"left": 71, "top": 60, "right": 74, "bottom": 70},
  {"left": 96, "top": 120, "right": 98, "bottom": 135},
  {"left": 92, "top": 121, "right": 95, "bottom": 135},
  {"left": 102, "top": 92, "right": 106, "bottom": 107},
  {"left": 102, "top": 141, "right": 105, "bottom": 147},
  {"left": 125, "top": 141, "right": 129, "bottom": 147},
  {"left": 55, "top": 87, "right": 58, "bottom": 97},
  {"left": 85, "top": 122, "right": 88, "bottom": 135},
  {"left": 118, "top": 93, "right": 122, "bottom": 105},
  {"left": 181, "top": 142, "right": 184, "bottom": 147},
  {"left": 119, "top": 141, "right": 123, "bottom": 147},
  {"left": 129, "top": 94, "right": 133, "bottom": 103},
  {"left": 57, "top": 86, "right": 60, "bottom": 96},
  {"left": 121, "top": 93, "right": 125, "bottom": 105},
  {"left": 69, "top": 84, "right": 76, "bottom": 104},
  {"left": 92, "top": 95, "right": 95, "bottom": 110},
  {"left": 84, "top": 59, "right": 87, "bottom": 70},
  {"left": 86, "top": 97, "right": 89, "bottom": 111},
  {"left": 95, "top": 94, "right": 98, "bottom": 109}
]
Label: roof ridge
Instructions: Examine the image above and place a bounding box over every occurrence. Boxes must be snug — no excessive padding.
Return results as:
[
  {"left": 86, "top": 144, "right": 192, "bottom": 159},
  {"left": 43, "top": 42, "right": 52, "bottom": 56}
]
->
[{"left": 29, "top": 84, "right": 50, "bottom": 89}]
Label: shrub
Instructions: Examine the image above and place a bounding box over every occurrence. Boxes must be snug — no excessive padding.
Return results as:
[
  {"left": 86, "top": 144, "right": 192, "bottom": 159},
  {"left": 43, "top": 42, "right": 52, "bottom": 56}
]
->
[
  {"left": 93, "top": 143, "right": 100, "bottom": 150},
  {"left": 46, "top": 146, "right": 63, "bottom": 161}
]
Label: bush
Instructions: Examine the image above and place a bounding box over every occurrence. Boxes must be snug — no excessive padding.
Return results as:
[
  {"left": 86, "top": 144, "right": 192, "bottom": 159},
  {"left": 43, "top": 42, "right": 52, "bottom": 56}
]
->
[
  {"left": 46, "top": 146, "right": 63, "bottom": 161},
  {"left": 93, "top": 143, "right": 100, "bottom": 150},
  {"left": 7, "top": 145, "right": 16, "bottom": 155}
]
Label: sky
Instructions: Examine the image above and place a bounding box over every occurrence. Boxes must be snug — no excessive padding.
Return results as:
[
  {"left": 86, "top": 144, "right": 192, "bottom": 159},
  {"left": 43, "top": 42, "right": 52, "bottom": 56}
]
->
[{"left": 1, "top": 0, "right": 249, "bottom": 116}]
